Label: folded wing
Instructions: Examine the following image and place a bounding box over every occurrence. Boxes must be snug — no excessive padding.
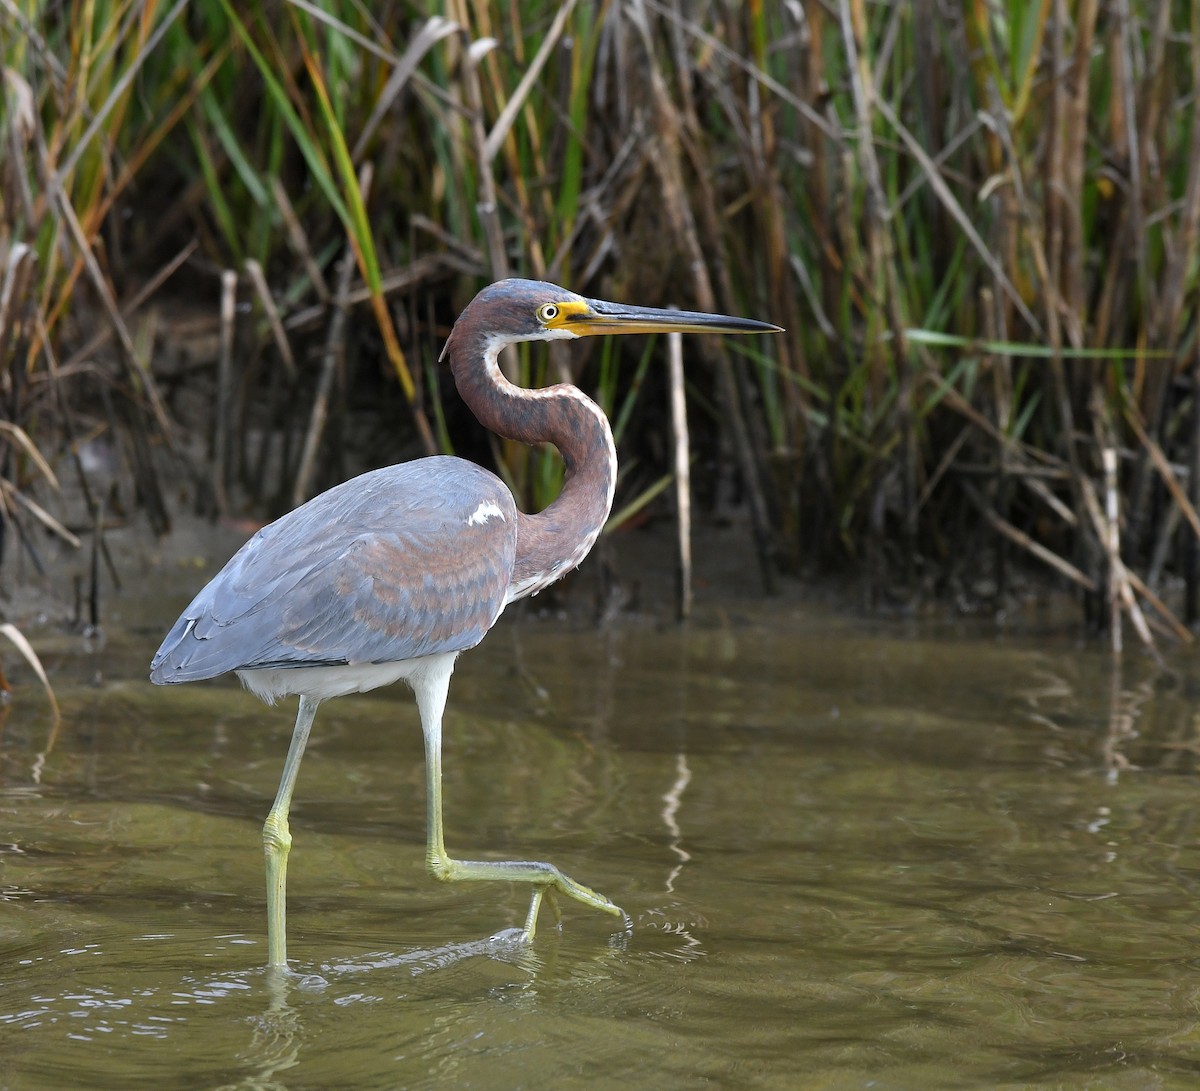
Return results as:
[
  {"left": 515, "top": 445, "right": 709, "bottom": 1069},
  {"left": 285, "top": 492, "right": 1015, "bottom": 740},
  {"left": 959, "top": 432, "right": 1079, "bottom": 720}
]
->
[{"left": 150, "top": 457, "right": 517, "bottom": 683}]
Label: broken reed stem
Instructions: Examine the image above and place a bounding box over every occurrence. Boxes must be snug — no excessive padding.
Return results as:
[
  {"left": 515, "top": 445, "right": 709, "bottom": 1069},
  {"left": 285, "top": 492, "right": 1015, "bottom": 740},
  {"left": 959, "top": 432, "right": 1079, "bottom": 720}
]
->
[
  {"left": 482, "top": 0, "right": 577, "bottom": 165},
  {"left": 1081, "top": 456, "right": 1160, "bottom": 661},
  {"left": 35, "top": 305, "right": 121, "bottom": 595},
  {"left": 1189, "top": 343, "right": 1200, "bottom": 623},
  {"left": 960, "top": 479, "right": 1096, "bottom": 592},
  {"left": 1124, "top": 405, "right": 1200, "bottom": 543},
  {"left": 214, "top": 268, "right": 237, "bottom": 518},
  {"left": 58, "top": 240, "right": 198, "bottom": 374},
  {"left": 292, "top": 161, "right": 382, "bottom": 507},
  {"left": 0, "top": 622, "right": 60, "bottom": 723},
  {"left": 45, "top": 171, "right": 173, "bottom": 439},
  {"left": 245, "top": 258, "right": 296, "bottom": 379},
  {"left": 293, "top": 246, "right": 356, "bottom": 508},
  {"left": 0, "top": 245, "right": 37, "bottom": 370},
  {"left": 271, "top": 177, "right": 331, "bottom": 304},
  {"left": 1116, "top": 571, "right": 1159, "bottom": 663},
  {"left": 89, "top": 495, "right": 102, "bottom": 630},
  {"left": 462, "top": 35, "right": 508, "bottom": 286},
  {"left": 667, "top": 331, "right": 691, "bottom": 621},
  {"left": 983, "top": 288, "right": 1010, "bottom": 602},
  {"left": 1125, "top": 566, "right": 1192, "bottom": 644},
  {"left": 1103, "top": 447, "right": 1121, "bottom": 654}
]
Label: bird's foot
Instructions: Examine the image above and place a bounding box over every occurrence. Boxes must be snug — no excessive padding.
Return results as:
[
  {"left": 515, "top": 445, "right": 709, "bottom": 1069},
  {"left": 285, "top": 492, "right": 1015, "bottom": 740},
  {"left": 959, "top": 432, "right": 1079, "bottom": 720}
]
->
[
  {"left": 522, "top": 870, "right": 624, "bottom": 940},
  {"left": 427, "top": 852, "right": 623, "bottom": 937}
]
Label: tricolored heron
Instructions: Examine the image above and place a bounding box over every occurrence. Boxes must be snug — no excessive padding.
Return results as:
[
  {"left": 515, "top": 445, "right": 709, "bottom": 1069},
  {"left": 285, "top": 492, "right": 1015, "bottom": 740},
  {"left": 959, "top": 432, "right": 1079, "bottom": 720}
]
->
[{"left": 151, "top": 278, "right": 780, "bottom": 968}]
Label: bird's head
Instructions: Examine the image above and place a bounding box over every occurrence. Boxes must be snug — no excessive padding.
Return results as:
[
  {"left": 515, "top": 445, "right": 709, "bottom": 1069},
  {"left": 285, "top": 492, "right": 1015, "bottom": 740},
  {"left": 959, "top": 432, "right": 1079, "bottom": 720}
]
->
[{"left": 441, "top": 278, "right": 782, "bottom": 362}]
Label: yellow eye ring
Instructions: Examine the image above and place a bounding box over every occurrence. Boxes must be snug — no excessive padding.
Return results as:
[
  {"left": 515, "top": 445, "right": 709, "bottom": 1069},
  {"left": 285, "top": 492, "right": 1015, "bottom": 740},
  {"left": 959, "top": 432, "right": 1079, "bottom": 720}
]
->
[{"left": 537, "top": 303, "right": 560, "bottom": 324}]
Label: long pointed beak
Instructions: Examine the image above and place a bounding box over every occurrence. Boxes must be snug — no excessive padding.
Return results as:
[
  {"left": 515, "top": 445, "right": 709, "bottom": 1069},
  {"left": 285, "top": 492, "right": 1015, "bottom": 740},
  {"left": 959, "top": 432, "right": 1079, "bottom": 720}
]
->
[{"left": 564, "top": 298, "right": 783, "bottom": 337}]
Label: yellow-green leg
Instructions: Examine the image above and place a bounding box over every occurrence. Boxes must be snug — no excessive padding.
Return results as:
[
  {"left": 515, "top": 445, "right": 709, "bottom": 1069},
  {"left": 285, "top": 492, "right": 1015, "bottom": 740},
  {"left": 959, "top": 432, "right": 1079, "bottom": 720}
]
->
[
  {"left": 415, "top": 659, "right": 623, "bottom": 937},
  {"left": 262, "top": 693, "right": 320, "bottom": 969}
]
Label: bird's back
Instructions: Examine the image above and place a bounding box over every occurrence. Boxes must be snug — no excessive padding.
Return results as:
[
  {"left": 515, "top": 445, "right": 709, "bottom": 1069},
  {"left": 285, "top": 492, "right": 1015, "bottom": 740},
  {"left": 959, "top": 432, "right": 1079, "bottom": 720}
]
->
[{"left": 150, "top": 456, "right": 517, "bottom": 688}]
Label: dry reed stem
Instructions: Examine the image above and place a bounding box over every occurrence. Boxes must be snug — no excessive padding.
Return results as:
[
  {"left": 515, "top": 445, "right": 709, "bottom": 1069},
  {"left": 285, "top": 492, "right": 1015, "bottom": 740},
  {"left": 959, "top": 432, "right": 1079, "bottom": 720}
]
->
[
  {"left": 293, "top": 242, "right": 357, "bottom": 507},
  {"left": 245, "top": 259, "right": 297, "bottom": 379},
  {"left": 59, "top": 241, "right": 197, "bottom": 374},
  {"left": 1123, "top": 406, "right": 1200, "bottom": 546},
  {"left": 874, "top": 96, "right": 1040, "bottom": 335},
  {"left": 0, "top": 244, "right": 36, "bottom": 375},
  {"left": 1103, "top": 448, "right": 1122, "bottom": 652},
  {"left": 214, "top": 269, "right": 238, "bottom": 517},
  {"left": 1020, "top": 475, "right": 1078, "bottom": 528},
  {"left": 1080, "top": 467, "right": 1158, "bottom": 659},
  {"left": 42, "top": 169, "right": 173, "bottom": 440},
  {"left": 0, "top": 622, "right": 59, "bottom": 722},
  {"left": 271, "top": 177, "right": 331, "bottom": 304},
  {"left": 460, "top": 34, "right": 507, "bottom": 285},
  {"left": 960, "top": 479, "right": 1095, "bottom": 592},
  {"left": 483, "top": 0, "right": 576, "bottom": 165},
  {"left": 1125, "top": 567, "right": 1192, "bottom": 645},
  {"left": 0, "top": 479, "right": 78, "bottom": 548},
  {"left": 0, "top": 420, "right": 58, "bottom": 491},
  {"left": 1189, "top": 346, "right": 1200, "bottom": 623},
  {"left": 352, "top": 15, "right": 459, "bottom": 162},
  {"left": 281, "top": 253, "right": 481, "bottom": 335},
  {"left": 667, "top": 331, "right": 691, "bottom": 620}
]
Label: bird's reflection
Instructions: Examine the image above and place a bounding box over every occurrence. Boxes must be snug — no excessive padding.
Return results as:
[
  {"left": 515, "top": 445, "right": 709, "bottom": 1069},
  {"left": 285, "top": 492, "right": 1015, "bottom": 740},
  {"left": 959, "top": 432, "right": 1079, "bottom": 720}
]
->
[
  {"left": 235, "top": 933, "right": 552, "bottom": 1091},
  {"left": 236, "top": 972, "right": 303, "bottom": 1091},
  {"left": 320, "top": 926, "right": 614, "bottom": 978}
]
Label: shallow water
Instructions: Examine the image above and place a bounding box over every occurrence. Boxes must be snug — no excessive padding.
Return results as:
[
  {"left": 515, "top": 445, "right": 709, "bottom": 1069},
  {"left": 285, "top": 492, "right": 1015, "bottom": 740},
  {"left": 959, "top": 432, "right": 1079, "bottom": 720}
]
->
[{"left": 3, "top": 584, "right": 1200, "bottom": 1088}]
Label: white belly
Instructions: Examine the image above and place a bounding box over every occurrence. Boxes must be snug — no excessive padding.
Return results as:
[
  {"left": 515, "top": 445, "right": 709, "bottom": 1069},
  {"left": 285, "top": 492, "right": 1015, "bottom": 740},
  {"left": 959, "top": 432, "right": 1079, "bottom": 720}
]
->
[{"left": 237, "top": 651, "right": 460, "bottom": 704}]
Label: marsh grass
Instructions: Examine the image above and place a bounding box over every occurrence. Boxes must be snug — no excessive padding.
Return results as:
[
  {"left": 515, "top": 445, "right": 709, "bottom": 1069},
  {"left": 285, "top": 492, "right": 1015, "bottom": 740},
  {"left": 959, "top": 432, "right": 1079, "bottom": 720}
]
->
[{"left": 1, "top": 1, "right": 1199, "bottom": 651}]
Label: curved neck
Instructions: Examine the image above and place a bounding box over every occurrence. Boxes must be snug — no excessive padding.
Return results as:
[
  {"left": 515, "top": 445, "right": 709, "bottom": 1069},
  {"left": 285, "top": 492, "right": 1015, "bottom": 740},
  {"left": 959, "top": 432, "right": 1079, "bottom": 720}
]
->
[{"left": 447, "top": 328, "right": 616, "bottom": 600}]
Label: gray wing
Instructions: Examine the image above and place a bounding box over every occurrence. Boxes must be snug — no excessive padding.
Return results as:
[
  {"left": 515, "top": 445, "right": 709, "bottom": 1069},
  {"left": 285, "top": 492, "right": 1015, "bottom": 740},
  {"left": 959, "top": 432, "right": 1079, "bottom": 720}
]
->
[{"left": 150, "top": 456, "right": 517, "bottom": 683}]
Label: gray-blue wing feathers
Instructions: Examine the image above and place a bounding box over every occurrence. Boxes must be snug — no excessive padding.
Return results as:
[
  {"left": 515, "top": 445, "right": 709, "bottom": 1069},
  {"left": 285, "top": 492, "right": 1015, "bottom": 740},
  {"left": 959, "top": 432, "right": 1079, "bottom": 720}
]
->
[{"left": 150, "top": 457, "right": 517, "bottom": 683}]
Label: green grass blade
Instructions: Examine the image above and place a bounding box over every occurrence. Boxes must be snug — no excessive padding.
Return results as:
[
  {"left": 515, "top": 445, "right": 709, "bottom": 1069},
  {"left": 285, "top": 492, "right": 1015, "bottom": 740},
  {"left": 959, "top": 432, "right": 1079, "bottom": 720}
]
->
[{"left": 905, "top": 329, "right": 1173, "bottom": 360}]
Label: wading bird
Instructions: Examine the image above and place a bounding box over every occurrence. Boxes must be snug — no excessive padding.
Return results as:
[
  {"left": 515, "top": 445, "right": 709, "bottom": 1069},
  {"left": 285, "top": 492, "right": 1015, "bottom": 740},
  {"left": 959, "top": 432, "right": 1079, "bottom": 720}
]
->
[{"left": 151, "top": 278, "right": 780, "bottom": 968}]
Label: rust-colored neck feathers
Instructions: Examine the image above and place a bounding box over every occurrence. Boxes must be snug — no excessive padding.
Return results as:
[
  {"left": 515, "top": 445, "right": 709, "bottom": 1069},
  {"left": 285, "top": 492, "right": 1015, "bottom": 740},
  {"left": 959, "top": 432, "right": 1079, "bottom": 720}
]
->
[{"left": 445, "top": 322, "right": 616, "bottom": 600}]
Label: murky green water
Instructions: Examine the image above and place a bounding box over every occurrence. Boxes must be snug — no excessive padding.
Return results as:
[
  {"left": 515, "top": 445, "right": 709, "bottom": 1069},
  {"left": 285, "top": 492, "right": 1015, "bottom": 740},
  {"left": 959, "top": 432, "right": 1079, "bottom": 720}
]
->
[{"left": 4, "top": 580, "right": 1200, "bottom": 1088}]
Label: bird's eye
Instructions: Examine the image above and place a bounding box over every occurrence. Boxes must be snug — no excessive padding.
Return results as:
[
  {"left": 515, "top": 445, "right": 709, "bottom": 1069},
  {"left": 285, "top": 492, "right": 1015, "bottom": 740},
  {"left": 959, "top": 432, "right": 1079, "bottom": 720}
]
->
[{"left": 537, "top": 303, "right": 560, "bottom": 323}]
